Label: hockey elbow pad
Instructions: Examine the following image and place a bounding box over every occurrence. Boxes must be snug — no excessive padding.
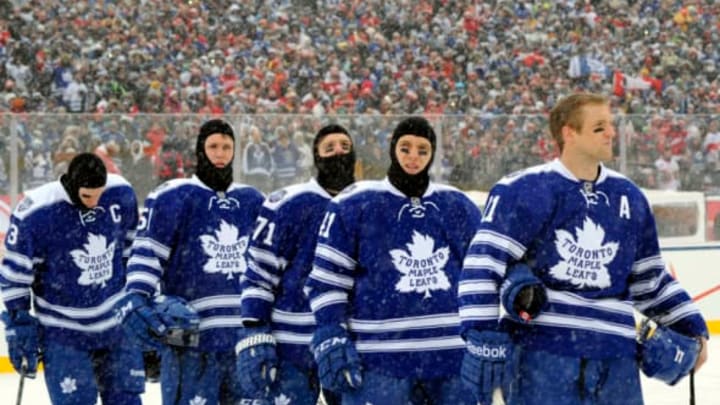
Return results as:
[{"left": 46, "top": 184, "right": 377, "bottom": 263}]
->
[
  {"left": 637, "top": 319, "right": 700, "bottom": 385},
  {"left": 500, "top": 262, "right": 548, "bottom": 323}
]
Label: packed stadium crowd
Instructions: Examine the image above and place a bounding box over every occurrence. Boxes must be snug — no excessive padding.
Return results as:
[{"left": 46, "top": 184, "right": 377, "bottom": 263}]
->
[{"left": 0, "top": 0, "right": 719, "bottom": 195}]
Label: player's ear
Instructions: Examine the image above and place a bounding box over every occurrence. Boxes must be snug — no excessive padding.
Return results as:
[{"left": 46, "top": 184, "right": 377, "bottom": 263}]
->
[{"left": 561, "top": 125, "right": 575, "bottom": 144}]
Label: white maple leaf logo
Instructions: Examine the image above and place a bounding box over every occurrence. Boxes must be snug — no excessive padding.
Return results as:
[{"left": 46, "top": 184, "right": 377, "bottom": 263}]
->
[
  {"left": 275, "top": 393, "right": 292, "bottom": 405},
  {"left": 60, "top": 376, "right": 77, "bottom": 394},
  {"left": 549, "top": 217, "right": 617, "bottom": 288},
  {"left": 189, "top": 395, "right": 207, "bottom": 405},
  {"left": 391, "top": 231, "right": 451, "bottom": 298},
  {"left": 199, "top": 220, "right": 248, "bottom": 279},
  {"left": 70, "top": 233, "right": 115, "bottom": 288}
]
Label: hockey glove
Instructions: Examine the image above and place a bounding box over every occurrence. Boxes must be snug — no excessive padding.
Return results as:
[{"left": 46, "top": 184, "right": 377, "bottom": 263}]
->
[
  {"left": 461, "top": 329, "right": 516, "bottom": 404},
  {"left": 152, "top": 295, "right": 200, "bottom": 347},
  {"left": 637, "top": 319, "right": 701, "bottom": 385},
  {"left": 235, "top": 323, "right": 278, "bottom": 397},
  {"left": 116, "top": 293, "right": 169, "bottom": 350},
  {"left": 1, "top": 310, "right": 40, "bottom": 378},
  {"left": 311, "top": 324, "right": 362, "bottom": 393},
  {"left": 500, "top": 263, "right": 548, "bottom": 323}
]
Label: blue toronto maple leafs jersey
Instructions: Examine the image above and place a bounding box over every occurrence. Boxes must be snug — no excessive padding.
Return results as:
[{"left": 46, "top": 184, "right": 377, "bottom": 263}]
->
[
  {"left": 241, "top": 178, "right": 334, "bottom": 370},
  {"left": 126, "top": 176, "right": 264, "bottom": 351},
  {"left": 459, "top": 159, "right": 708, "bottom": 359},
  {"left": 305, "top": 179, "right": 482, "bottom": 379},
  {"left": 0, "top": 174, "right": 138, "bottom": 349}
]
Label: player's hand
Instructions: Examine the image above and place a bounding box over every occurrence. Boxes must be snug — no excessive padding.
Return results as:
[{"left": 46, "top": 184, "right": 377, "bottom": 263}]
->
[
  {"left": 1, "top": 310, "right": 40, "bottom": 378},
  {"left": 637, "top": 319, "right": 702, "bottom": 385},
  {"left": 235, "top": 323, "right": 278, "bottom": 397},
  {"left": 500, "top": 263, "right": 547, "bottom": 323},
  {"left": 311, "top": 324, "right": 362, "bottom": 393},
  {"left": 115, "top": 293, "right": 168, "bottom": 350}
]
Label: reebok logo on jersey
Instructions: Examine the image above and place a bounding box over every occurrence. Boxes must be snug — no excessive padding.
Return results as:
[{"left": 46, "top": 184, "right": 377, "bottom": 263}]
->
[
  {"left": 70, "top": 233, "right": 116, "bottom": 288},
  {"left": 467, "top": 342, "right": 507, "bottom": 359},
  {"left": 391, "top": 231, "right": 450, "bottom": 298},
  {"left": 549, "top": 217, "right": 617, "bottom": 288},
  {"left": 199, "top": 220, "right": 248, "bottom": 279}
]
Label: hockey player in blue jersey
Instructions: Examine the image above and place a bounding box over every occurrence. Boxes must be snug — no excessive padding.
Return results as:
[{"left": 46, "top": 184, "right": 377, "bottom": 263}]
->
[
  {"left": 0, "top": 153, "right": 144, "bottom": 405},
  {"left": 304, "top": 116, "right": 481, "bottom": 404},
  {"left": 458, "top": 93, "right": 709, "bottom": 405},
  {"left": 120, "top": 119, "right": 264, "bottom": 405},
  {"left": 236, "top": 124, "right": 356, "bottom": 405}
]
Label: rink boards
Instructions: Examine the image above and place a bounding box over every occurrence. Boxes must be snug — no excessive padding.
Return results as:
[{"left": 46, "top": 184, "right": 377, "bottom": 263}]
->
[{"left": 661, "top": 244, "right": 720, "bottom": 334}]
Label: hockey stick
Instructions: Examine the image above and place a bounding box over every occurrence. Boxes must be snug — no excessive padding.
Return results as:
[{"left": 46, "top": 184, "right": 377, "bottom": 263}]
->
[
  {"left": 689, "top": 370, "right": 695, "bottom": 405},
  {"left": 15, "top": 362, "right": 27, "bottom": 405}
]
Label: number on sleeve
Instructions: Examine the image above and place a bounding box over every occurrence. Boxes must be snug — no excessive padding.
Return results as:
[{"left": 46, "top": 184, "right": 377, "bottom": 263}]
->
[
  {"left": 137, "top": 208, "right": 153, "bottom": 231},
  {"left": 481, "top": 195, "right": 500, "bottom": 223},
  {"left": 5, "top": 224, "right": 18, "bottom": 245},
  {"left": 318, "top": 212, "right": 336, "bottom": 238},
  {"left": 252, "top": 216, "right": 275, "bottom": 246}
]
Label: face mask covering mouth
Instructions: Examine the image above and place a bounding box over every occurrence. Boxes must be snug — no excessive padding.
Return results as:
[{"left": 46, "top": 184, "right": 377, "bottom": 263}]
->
[
  {"left": 313, "top": 124, "right": 356, "bottom": 195},
  {"left": 195, "top": 119, "right": 235, "bottom": 191}
]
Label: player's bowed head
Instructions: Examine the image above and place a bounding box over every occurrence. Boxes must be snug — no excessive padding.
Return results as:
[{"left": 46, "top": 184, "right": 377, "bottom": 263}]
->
[{"left": 60, "top": 152, "right": 107, "bottom": 210}]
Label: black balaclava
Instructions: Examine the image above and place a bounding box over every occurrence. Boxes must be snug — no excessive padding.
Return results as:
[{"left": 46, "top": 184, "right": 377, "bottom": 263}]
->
[
  {"left": 387, "top": 116, "right": 436, "bottom": 197},
  {"left": 60, "top": 152, "right": 107, "bottom": 209},
  {"left": 195, "top": 119, "right": 235, "bottom": 191},
  {"left": 313, "top": 124, "right": 356, "bottom": 195}
]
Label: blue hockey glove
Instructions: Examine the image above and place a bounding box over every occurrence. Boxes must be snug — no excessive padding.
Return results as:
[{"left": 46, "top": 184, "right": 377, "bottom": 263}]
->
[
  {"left": 235, "top": 324, "right": 278, "bottom": 397},
  {"left": 116, "top": 293, "right": 199, "bottom": 350},
  {"left": 1, "top": 310, "right": 40, "bottom": 378},
  {"left": 500, "top": 263, "right": 548, "bottom": 323},
  {"left": 311, "top": 324, "right": 362, "bottom": 393},
  {"left": 461, "top": 329, "right": 516, "bottom": 404},
  {"left": 637, "top": 319, "right": 701, "bottom": 385},
  {"left": 153, "top": 295, "right": 200, "bottom": 348},
  {"left": 116, "top": 293, "right": 168, "bottom": 350}
]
